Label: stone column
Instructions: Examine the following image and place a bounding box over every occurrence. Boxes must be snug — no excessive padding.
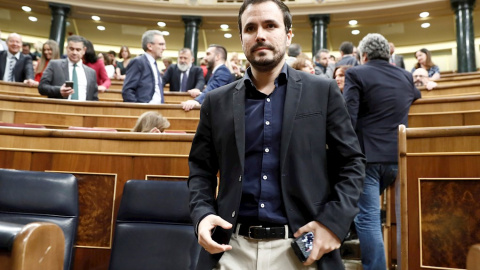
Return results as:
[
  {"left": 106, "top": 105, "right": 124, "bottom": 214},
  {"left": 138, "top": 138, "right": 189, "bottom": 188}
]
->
[
  {"left": 451, "top": 0, "right": 476, "bottom": 72},
  {"left": 309, "top": 14, "right": 330, "bottom": 57},
  {"left": 48, "top": 2, "right": 70, "bottom": 55},
  {"left": 182, "top": 16, "right": 202, "bottom": 65}
]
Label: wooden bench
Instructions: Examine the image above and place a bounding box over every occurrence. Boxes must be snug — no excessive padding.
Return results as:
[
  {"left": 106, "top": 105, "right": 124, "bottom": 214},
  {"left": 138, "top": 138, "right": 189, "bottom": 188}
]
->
[
  {"left": 408, "top": 110, "right": 480, "bottom": 127},
  {"left": 0, "top": 81, "right": 192, "bottom": 104},
  {"left": 410, "top": 95, "right": 480, "bottom": 113},
  {"left": 394, "top": 125, "right": 480, "bottom": 270},
  {"left": 0, "top": 126, "right": 194, "bottom": 270},
  {"left": 419, "top": 81, "right": 480, "bottom": 98}
]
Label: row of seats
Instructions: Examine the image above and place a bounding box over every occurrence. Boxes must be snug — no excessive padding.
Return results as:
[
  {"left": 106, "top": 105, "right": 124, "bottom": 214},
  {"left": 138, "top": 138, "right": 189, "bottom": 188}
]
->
[{"left": 0, "top": 169, "right": 200, "bottom": 270}]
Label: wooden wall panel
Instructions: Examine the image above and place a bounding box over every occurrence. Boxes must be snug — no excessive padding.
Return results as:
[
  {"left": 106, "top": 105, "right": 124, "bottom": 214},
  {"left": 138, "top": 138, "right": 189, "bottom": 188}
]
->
[
  {"left": 131, "top": 156, "right": 189, "bottom": 180},
  {"left": 0, "top": 150, "right": 32, "bottom": 170},
  {"left": 405, "top": 155, "right": 480, "bottom": 270}
]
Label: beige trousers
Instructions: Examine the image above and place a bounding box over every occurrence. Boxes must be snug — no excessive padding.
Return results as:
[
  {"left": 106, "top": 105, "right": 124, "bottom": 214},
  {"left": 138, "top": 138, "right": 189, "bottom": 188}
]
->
[{"left": 214, "top": 226, "right": 318, "bottom": 270}]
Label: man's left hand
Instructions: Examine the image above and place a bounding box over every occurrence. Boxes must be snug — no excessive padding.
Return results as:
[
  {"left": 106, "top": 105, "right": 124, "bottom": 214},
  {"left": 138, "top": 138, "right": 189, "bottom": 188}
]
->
[{"left": 293, "top": 221, "right": 341, "bottom": 266}]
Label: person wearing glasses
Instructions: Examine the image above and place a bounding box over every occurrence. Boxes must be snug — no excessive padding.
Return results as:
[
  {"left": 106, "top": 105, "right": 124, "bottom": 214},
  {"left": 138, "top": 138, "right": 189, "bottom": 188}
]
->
[{"left": 122, "top": 30, "right": 166, "bottom": 103}]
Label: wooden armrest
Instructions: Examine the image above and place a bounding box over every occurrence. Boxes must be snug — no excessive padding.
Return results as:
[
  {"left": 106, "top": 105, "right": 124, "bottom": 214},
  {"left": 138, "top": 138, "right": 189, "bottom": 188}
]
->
[
  {"left": 0, "top": 222, "right": 65, "bottom": 270},
  {"left": 467, "top": 244, "right": 480, "bottom": 270}
]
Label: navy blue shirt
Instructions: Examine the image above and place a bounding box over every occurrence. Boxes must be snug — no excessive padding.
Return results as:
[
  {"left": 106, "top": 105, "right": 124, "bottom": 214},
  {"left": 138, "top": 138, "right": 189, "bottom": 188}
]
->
[{"left": 238, "top": 64, "right": 289, "bottom": 225}]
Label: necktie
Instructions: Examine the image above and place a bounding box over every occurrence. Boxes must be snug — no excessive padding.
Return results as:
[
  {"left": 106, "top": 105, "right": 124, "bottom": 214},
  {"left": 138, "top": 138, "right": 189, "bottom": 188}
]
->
[
  {"left": 71, "top": 63, "right": 79, "bottom": 100},
  {"left": 8, "top": 56, "right": 16, "bottom": 82},
  {"left": 153, "top": 61, "right": 164, "bottom": 103},
  {"left": 180, "top": 71, "right": 188, "bottom": 92}
]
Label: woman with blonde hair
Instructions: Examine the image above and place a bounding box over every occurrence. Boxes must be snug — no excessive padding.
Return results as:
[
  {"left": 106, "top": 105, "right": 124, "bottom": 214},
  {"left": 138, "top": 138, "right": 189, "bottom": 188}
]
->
[
  {"left": 291, "top": 54, "right": 315, "bottom": 74},
  {"left": 132, "top": 111, "right": 170, "bottom": 133},
  {"left": 24, "top": 40, "right": 60, "bottom": 87}
]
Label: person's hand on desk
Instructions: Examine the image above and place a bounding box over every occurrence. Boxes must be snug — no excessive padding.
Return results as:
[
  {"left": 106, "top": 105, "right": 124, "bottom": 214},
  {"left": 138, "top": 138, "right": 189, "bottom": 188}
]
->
[
  {"left": 182, "top": 100, "right": 200, "bottom": 112},
  {"left": 294, "top": 221, "right": 341, "bottom": 266},
  {"left": 188, "top": 89, "right": 202, "bottom": 98},
  {"left": 198, "top": 214, "right": 232, "bottom": 254},
  {"left": 23, "top": 79, "right": 38, "bottom": 87}
]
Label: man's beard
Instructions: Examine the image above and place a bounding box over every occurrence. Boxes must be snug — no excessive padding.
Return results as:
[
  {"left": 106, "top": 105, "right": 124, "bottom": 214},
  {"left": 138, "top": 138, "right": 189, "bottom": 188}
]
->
[
  {"left": 414, "top": 80, "right": 424, "bottom": 87},
  {"left": 206, "top": 59, "right": 215, "bottom": 70},
  {"left": 178, "top": 63, "right": 189, "bottom": 72},
  {"left": 246, "top": 42, "right": 285, "bottom": 72}
]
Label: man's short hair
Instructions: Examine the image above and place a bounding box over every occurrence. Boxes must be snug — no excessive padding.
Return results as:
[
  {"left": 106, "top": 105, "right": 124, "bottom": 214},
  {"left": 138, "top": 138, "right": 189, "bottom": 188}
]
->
[
  {"left": 179, "top": 48, "right": 192, "bottom": 55},
  {"left": 357, "top": 33, "right": 390, "bottom": 61},
  {"left": 238, "top": 0, "right": 292, "bottom": 35},
  {"left": 67, "top": 35, "right": 85, "bottom": 45},
  {"left": 108, "top": 50, "right": 116, "bottom": 57},
  {"left": 209, "top": 44, "right": 228, "bottom": 61},
  {"left": 288, "top": 43, "right": 302, "bottom": 57},
  {"left": 339, "top": 41, "right": 354, "bottom": 55},
  {"left": 141, "top": 30, "right": 163, "bottom": 52},
  {"left": 315, "top": 48, "right": 330, "bottom": 60},
  {"left": 22, "top": 42, "right": 31, "bottom": 48}
]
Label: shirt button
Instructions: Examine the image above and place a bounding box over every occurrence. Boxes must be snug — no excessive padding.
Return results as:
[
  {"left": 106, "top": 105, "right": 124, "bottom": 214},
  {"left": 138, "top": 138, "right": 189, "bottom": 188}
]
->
[
  {"left": 260, "top": 203, "right": 265, "bottom": 208},
  {"left": 262, "top": 175, "right": 267, "bottom": 180},
  {"left": 232, "top": 211, "right": 236, "bottom": 217},
  {"left": 265, "top": 121, "right": 270, "bottom": 125},
  {"left": 239, "top": 175, "right": 242, "bottom": 182},
  {"left": 265, "top": 148, "right": 269, "bottom": 153},
  {"left": 266, "top": 98, "right": 271, "bottom": 102}
]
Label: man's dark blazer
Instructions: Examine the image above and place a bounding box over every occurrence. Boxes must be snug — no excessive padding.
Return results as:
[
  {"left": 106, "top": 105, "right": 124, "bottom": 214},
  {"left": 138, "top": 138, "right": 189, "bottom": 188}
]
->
[
  {"left": 188, "top": 66, "right": 366, "bottom": 270},
  {"left": 162, "top": 64, "right": 205, "bottom": 92},
  {"left": 343, "top": 59, "right": 421, "bottom": 163},
  {"left": 195, "top": 64, "right": 234, "bottom": 104},
  {"left": 122, "top": 54, "right": 164, "bottom": 103},
  {"left": 0, "top": 51, "right": 34, "bottom": 82},
  {"left": 38, "top": 59, "right": 98, "bottom": 101}
]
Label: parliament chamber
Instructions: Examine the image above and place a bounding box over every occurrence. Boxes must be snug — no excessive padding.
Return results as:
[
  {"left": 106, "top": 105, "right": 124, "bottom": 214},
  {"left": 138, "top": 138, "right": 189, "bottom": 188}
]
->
[{"left": 1, "top": 0, "right": 480, "bottom": 269}]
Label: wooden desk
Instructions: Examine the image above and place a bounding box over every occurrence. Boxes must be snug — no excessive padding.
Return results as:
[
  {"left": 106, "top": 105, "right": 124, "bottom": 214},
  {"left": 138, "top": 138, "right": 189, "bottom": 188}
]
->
[{"left": 0, "top": 127, "right": 194, "bottom": 270}]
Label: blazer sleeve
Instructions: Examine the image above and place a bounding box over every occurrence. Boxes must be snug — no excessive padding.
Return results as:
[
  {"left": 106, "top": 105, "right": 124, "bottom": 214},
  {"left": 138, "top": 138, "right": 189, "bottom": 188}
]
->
[
  {"left": 343, "top": 68, "right": 361, "bottom": 129},
  {"left": 38, "top": 61, "right": 63, "bottom": 98},
  {"left": 316, "top": 79, "right": 366, "bottom": 240},
  {"left": 96, "top": 59, "right": 111, "bottom": 89},
  {"left": 188, "top": 93, "right": 219, "bottom": 226},
  {"left": 22, "top": 55, "right": 34, "bottom": 80},
  {"left": 192, "top": 67, "right": 205, "bottom": 90},
  {"left": 85, "top": 67, "right": 99, "bottom": 101},
  {"left": 195, "top": 67, "right": 232, "bottom": 104},
  {"left": 122, "top": 58, "right": 141, "bottom": 102},
  {"left": 162, "top": 65, "right": 173, "bottom": 87}
]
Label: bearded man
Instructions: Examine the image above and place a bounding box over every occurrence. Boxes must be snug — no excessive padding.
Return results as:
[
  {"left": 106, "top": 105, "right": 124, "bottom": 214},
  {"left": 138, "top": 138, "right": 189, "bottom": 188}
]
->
[
  {"left": 162, "top": 48, "right": 205, "bottom": 92},
  {"left": 187, "top": 0, "right": 366, "bottom": 268}
]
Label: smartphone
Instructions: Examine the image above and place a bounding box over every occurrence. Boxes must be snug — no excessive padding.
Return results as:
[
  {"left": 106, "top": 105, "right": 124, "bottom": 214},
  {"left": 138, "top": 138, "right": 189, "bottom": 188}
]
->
[
  {"left": 65, "top": 81, "right": 74, "bottom": 88},
  {"left": 291, "top": 232, "right": 314, "bottom": 262}
]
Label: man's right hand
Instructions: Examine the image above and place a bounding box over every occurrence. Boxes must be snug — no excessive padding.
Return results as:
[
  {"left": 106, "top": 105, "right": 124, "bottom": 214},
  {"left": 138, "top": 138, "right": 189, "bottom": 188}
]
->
[
  {"left": 60, "top": 84, "right": 74, "bottom": 98},
  {"left": 198, "top": 214, "right": 233, "bottom": 254},
  {"left": 182, "top": 100, "right": 200, "bottom": 111},
  {"left": 188, "top": 89, "right": 202, "bottom": 98}
]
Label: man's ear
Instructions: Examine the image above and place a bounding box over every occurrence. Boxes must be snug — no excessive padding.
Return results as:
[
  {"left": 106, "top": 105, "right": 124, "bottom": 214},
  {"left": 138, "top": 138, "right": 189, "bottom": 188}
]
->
[{"left": 286, "top": 29, "right": 293, "bottom": 47}]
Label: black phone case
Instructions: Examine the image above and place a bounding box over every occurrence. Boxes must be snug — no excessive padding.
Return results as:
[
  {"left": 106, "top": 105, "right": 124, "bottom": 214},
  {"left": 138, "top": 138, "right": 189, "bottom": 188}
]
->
[{"left": 291, "top": 232, "right": 314, "bottom": 262}]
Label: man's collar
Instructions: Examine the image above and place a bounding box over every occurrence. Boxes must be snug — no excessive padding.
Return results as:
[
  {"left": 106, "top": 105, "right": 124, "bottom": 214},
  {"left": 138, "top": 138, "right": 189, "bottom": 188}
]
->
[
  {"left": 67, "top": 58, "right": 82, "bottom": 66},
  {"left": 144, "top": 53, "right": 155, "bottom": 64},
  {"left": 212, "top": 63, "right": 223, "bottom": 74},
  {"left": 7, "top": 51, "right": 20, "bottom": 59},
  {"left": 243, "top": 63, "right": 289, "bottom": 96}
]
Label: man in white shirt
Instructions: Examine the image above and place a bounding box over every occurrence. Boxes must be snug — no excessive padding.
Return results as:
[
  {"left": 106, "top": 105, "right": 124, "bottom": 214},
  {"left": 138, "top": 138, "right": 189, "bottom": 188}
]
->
[
  {"left": 38, "top": 35, "right": 98, "bottom": 101},
  {"left": 122, "top": 30, "right": 166, "bottom": 103},
  {"left": 0, "top": 33, "right": 34, "bottom": 82}
]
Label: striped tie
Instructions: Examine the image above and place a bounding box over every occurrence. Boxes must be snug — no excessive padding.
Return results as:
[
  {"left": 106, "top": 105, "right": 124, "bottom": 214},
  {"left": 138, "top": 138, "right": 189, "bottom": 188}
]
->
[{"left": 8, "top": 55, "right": 16, "bottom": 82}]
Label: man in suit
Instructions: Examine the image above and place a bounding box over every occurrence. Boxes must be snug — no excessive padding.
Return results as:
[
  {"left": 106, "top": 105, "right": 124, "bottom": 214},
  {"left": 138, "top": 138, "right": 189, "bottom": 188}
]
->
[
  {"left": 162, "top": 48, "right": 205, "bottom": 92},
  {"left": 181, "top": 44, "right": 234, "bottom": 111},
  {"left": 389, "top": 42, "right": 405, "bottom": 69},
  {"left": 0, "top": 33, "right": 34, "bottom": 83},
  {"left": 188, "top": 0, "right": 366, "bottom": 269},
  {"left": 343, "top": 33, "right": 421, "bottom": 270},
  {"left": 314, "top": 49, "right": 335, "bottom": 78},
  {"left": 336, "top": 41, "right": 359, "bottom": 67},
  {"left": 122, "top": 30, "right": 166, "bottom": 103},
  {"left": 38, "top": 35, "right": 98, "bottom": 101}
]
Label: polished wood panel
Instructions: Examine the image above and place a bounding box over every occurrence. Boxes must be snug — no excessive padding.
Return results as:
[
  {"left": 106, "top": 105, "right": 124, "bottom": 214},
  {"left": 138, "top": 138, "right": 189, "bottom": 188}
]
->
[
  {"left": 420, "top": 81, "right": 480, "bottom": 98},
  {"left": 410, "top": 95, "right": 480, "bottom": 113},
  {"left": 0, "top": 127, "right": 193, "bottom": 270},
  {"left": 397, "top": 125, "right": 480, "bottom": 270}
]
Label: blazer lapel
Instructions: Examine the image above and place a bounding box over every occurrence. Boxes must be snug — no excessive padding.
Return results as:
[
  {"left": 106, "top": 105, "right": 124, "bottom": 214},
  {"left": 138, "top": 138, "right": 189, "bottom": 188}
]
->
[
  {"left": 62, "top": 59, "right": 69, "bottom": 81},
  {"left": 233, "top": 79, "right": 246, "bottom": 170},
  {"left": 280, "top": 67, "right": 302, "bottom": 169},
  {"left": 0, "top": 52, "right": 6, "bottom": 80}
]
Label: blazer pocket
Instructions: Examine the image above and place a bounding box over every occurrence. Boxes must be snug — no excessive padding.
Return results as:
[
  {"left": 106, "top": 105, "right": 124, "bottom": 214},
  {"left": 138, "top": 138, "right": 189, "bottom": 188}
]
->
[{"left": 294, "top": 111, "right": 323, "bottom": 120}]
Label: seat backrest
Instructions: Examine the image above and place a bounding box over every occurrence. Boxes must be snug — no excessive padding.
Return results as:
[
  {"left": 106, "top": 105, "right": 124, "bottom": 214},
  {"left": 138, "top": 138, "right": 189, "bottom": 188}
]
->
[
  {"left": 0, "top": 169, "right": 78, "bottom": 270},
  {"left": 109, "top": 180, "right": 200, "bottom": 270}
]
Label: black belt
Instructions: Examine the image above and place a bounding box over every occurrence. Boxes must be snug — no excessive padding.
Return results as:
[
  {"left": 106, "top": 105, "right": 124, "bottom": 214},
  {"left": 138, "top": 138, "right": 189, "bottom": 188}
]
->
[{"left": 237, "top": 224, "right": 288, "bottom": 239}]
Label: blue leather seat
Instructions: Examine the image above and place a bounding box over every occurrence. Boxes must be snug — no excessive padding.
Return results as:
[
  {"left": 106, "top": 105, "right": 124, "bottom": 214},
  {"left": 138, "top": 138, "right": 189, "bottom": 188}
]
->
[
  {"left": 0, "top": 169, "right": 79, "bottom": 270},
  {"left": 109, "top": 180, "right": 200, "bottom": 270}
]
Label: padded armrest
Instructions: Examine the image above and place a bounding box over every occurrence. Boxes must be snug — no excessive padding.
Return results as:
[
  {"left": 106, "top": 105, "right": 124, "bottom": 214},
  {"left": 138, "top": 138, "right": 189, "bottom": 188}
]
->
[{"left": 0, "top": 222, "right": 22, "bottom": 251}]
